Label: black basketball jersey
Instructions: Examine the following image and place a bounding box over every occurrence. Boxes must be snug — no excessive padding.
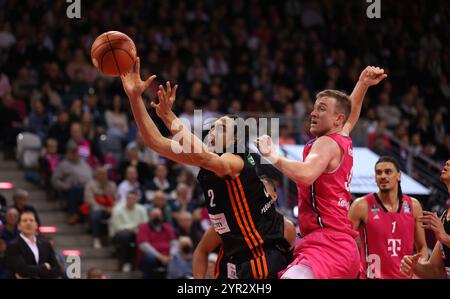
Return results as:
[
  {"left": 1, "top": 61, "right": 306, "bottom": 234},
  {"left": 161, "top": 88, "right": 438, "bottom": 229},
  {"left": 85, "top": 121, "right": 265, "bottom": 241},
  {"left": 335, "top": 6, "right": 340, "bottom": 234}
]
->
[
  {"left": 197, "top": 152, "right": 284, "bottom": 263},
  {"left": 440, "top": 209, "right": 450, "bottom": 276}
]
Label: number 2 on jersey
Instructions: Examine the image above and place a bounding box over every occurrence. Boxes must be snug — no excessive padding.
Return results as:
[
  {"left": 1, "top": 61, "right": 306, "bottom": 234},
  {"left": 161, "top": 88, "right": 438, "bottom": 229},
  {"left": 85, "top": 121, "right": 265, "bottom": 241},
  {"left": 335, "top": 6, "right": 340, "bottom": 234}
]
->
[{"left": 208, "top": 189, "right": 216, "bottom": 207}]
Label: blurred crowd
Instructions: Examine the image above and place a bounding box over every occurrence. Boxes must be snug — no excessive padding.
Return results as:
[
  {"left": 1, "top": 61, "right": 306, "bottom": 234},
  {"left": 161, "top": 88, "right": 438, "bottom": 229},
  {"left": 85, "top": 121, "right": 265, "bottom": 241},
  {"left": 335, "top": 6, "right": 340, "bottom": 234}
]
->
[{"left": 0, "top": 0, "right": 449, "bottom": 277}]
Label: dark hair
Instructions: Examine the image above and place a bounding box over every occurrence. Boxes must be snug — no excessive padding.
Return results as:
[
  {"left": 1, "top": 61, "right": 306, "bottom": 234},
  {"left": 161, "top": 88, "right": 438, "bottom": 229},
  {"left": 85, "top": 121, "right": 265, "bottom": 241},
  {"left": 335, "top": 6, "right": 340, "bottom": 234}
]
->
[
  {"left": 316, "top": 89, "right": 351, "bottom": 121},
  {"left": 19, "top": 210, "right": 36, "bottom": 222},
  {"left": 127, "top": 190, "right": 139, "bottom": 197},
  {"left": 375, "top": 156, "right": 403, "bottom": 201}
]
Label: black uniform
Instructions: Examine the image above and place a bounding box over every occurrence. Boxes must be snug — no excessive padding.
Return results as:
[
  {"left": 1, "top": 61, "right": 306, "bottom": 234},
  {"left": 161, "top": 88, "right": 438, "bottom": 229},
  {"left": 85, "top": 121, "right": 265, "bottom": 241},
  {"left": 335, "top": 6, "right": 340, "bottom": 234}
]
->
[
  {"left": 440, "top": 209, "right": 450, "bottom": 278},
  {"left": 197, "top": 153, "right": 290, "bottom": 279}
]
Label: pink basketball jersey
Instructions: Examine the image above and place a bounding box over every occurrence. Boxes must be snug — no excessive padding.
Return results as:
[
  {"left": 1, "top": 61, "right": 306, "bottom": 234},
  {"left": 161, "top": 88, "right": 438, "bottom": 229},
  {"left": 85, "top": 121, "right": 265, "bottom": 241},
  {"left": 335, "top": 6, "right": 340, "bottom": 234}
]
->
[
  {"left": 297, "top": 133, "right": 357, "bottom": 238},
  {"left": 359, "top": 193, "right": 415, "bottom": 279}
]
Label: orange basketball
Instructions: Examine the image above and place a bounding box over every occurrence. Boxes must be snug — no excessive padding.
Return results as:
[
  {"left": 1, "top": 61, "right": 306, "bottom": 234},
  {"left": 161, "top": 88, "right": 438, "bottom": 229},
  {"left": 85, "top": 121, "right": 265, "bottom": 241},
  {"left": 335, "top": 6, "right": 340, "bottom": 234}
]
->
[{"left": 91, "top": 31, "right": 137, "bottom": 77}]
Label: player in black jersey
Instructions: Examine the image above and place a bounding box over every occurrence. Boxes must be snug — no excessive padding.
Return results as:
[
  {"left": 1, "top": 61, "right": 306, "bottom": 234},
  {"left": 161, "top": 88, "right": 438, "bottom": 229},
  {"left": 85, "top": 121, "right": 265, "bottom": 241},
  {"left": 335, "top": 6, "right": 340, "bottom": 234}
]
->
[
  {"left": 400, "top": 159, "right": 450, "bottom": 278},
  {"left": 192, "top": 176, "right": 297, "bottom": 279},
  {"left": 120, "top": 58, "right": 294, "bottom": 279}
]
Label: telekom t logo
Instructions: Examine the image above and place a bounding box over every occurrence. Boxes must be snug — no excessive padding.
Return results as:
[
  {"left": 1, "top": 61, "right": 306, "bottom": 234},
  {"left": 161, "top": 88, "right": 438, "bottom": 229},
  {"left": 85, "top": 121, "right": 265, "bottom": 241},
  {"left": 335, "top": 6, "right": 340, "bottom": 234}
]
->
[{"left": 387, "top": 239, "right": 401, "bottom": 256}]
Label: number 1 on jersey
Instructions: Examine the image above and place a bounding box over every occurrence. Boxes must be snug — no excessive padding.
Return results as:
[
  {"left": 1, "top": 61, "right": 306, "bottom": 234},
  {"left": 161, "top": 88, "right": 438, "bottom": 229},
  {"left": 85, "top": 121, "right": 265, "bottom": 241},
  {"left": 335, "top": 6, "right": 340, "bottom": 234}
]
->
[
  {"left": 208, "top": 189, "right": 216, "bottom": 207},
  {"left": 391, "top": 221, "right": 396, "bottom": 233}
]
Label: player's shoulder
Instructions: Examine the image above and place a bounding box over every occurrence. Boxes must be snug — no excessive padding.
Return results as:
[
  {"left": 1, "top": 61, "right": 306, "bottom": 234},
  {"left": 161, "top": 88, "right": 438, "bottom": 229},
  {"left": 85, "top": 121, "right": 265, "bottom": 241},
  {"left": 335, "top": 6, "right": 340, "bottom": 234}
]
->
[
  {"left": 350, "top": 196, "right": 369, "bottom": 210},
  {"left": 408, "top": 196, "right": 422, "bottom": 207},
  {"left": 313, "top": 135, "right": 341, "bottom": 150}
]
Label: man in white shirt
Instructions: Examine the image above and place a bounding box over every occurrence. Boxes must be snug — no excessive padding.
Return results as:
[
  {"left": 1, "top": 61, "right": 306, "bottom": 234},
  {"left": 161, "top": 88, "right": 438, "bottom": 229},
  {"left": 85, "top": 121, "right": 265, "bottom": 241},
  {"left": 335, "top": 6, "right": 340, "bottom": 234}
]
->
[
  {"left": 110, "top": 191, "right": 148, "bottom": 273},
  {"left": 117, "top": 166, "right": 142, "bottom": 204},
  {"left": 5, "top": 211, "right": 61, "bottom": 278}
]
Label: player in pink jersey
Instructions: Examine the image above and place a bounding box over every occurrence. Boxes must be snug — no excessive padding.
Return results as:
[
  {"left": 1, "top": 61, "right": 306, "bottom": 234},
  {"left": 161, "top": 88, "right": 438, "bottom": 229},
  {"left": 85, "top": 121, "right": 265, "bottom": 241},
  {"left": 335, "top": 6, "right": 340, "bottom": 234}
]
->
[
  {"left": 256, "top": 66, "right": 387, "bottom": 278},
  {"left": 348, "top": 156, "right": 428, "bottom": 279}
]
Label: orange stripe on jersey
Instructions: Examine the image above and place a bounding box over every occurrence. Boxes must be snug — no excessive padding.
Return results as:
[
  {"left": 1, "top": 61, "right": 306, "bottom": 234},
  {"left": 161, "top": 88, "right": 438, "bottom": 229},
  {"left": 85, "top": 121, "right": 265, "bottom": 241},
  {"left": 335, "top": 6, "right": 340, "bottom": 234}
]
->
[
  {"left": 256, "top": 256, "right": 264, "bottom": 279},
  {"left": 225, "top": 180, "right": 254, "bottom": 251},
  {"left": 230, "top": 180, "right": 260, "bottom": 250},
  {"left": 226, "top": 179, "right": 263, "bottom": 280},
  {"left": 226, "top": 179, "right": 264, "bottom": 279},
  {"left": 235, "top": 177, "right": 269, "bottom": 278},
  {"left": 261, "top": 253, "right": 269, "bottom": 279},
  {"left": 250, "top": 260, "right": 258, "bottom": 279},
  {"left": 236, "top": 177, "right": 264, "bottom": 245},
  {"left": 231, "top": 179, "right": 269, "bottom": 279},
  {"left": 214, "top": 247, "right": 224, "bottom": 279}
]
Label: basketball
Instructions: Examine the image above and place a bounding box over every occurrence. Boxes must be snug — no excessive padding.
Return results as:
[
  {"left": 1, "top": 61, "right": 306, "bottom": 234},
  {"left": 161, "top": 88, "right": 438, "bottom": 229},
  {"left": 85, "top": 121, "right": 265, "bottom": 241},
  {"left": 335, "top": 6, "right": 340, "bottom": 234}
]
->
[{"left": 91, "top": 31, "right": 137, "bottom": 77}]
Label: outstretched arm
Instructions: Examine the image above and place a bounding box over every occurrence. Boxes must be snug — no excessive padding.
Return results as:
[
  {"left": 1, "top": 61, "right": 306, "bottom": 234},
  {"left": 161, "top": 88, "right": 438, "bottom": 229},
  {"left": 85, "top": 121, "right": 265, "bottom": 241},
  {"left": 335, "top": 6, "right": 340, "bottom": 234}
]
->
[
  {"left": 255, "top": 134, "right": 341, "bottom": 185},
  {"left": 342, "top": 66, "right": 387, "bottom": 136},
  {"left": 121, "top": 59, "right": 243, "bottom": 178}
]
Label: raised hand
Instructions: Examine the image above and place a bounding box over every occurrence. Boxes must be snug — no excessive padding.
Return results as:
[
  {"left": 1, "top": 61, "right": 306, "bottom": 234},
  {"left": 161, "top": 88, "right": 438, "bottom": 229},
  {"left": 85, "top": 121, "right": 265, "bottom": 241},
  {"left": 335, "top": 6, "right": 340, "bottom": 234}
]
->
[
  {"left": 419, "top": 211, "right": 448, "bottom": 244},
  {"left": 255, "top": 135, "right": 277, "bottom": 159},
  {"left": 120, "top": 57, "right": 156, "bottom": 100},
  {"left": 359, "top": 66, "right": 387, "bottom": 87},
  {"left": 151, "top": 81, "right": 178, "bottom": 119}
]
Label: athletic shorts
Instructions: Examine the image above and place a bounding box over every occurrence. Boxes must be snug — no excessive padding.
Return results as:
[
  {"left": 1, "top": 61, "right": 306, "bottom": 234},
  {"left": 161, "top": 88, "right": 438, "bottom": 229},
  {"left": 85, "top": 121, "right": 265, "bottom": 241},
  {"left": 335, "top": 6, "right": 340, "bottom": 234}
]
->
[
  {"left": 279, "top": 228, "right": 360, "bottom": 279},
  {"left": 216, "top": 245, "right": 293, "bottom": 279}
]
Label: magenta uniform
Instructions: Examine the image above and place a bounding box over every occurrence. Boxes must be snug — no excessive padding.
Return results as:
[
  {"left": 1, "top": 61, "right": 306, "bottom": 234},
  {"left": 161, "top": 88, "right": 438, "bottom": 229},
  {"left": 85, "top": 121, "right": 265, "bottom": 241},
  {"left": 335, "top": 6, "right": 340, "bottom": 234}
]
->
[
  {"left": 282, "top": 133, "right": 360, "bottom": 278},
  {"left": 359, "top": 193, "right": 415, "bottom": 279}
]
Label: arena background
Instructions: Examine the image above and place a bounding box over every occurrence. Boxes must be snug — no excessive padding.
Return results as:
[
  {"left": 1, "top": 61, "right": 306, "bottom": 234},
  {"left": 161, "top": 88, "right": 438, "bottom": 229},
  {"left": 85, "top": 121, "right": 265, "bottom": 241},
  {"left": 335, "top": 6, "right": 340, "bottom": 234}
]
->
[{"left": 0, "top": 0, "right": 449, "bottom": 279}]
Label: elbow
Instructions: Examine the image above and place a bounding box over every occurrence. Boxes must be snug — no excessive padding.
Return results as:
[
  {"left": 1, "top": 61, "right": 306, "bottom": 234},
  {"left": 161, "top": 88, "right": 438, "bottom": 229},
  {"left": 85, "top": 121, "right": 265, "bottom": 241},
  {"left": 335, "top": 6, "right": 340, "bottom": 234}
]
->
[{"left": 294, "top": 173, "right": 315, "bottom": 186}]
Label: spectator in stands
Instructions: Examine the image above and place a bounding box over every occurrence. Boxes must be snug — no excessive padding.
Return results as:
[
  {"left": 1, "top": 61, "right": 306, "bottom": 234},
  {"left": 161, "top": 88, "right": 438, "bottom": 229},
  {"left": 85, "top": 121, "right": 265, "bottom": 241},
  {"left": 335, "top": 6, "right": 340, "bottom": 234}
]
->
[
  {"left": 0, "top": 207, "right": 19, "bottom": 244},
  {"left": 69, "top": 122, "right": 101, "bottom": 168},
  {"left": 39, "top": 81, "right": 63, "bottom": 113},
  {"left": 27, "top": 99, "right": 54, "bottom": 141},
  {"left": 11, "top": 66, "right": 38, "bottom": 100},
  {"left": 119, "top": 146, "right": 151, "bottom": 187},
  {"left": 171, "top": 184, "right": 198, "bottom": 221},
  {"left": 400, "top": 91, "right": 417, "bottom": 121},
  {"left": 0, "top": 93, "right": 24, "bottom": 159},
  {"left": 110, "top": 191, "right": 148, "bottom": 273},
  {"left": 84, "top": 166, "right": 117, "bottom": 249},
  {"left": 136, "top": 207, "right": 176, "bottom": 279},
  {"left": 174, "top": 210, "right": 203, "bottom": 248},
  {"left": 105, "top": 95, "right": 129, "bottom": 142},
  {"left": 147, "top": 164, "right": 175, "bottom": 199},
  {"left": 117, "top": 166, "right": 142, "bottom": 204},
  {"left": 5, "top": 211, "right": 61, "bottom": 279},
  {"left": 48, "top": 110, "right": 70, "bottom": 155},
  {"left": 146, "top": 190, "right": 174, "bottom": 226},
  {"left": 80, "top": 111, "right": 96, "bottom": 144},
  {"left": 51, "top": 140, "right": 93, "bottom": 224},
  {"left": 166, "top": 236, "right": 194, "bottom": 279},
  {"left": 376, "top": 92, "right": 402, "bottom": 129},
  {"left": 83, "top": 89, "right": 106, "bottom": 133},
  {"left": 126, "top": 132, "right": 160, "bottom": 167},
  {"left": 39, "top": 138, "right": 62, "bottom": 187},
  {"left": 431, "top": 111, "right": 446, "bottom": 146},
  {"left": 66, "top": 48, "right": 97, "bottom": 84},
  {"left": 68, "top": 98, "right": 83, "bottom": 123},
  {"left": 412, "top": 115, "right": 432, "bottom": 146},
  {"left": 12, "top": 189, "right": 41, "bottom": 227}
]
